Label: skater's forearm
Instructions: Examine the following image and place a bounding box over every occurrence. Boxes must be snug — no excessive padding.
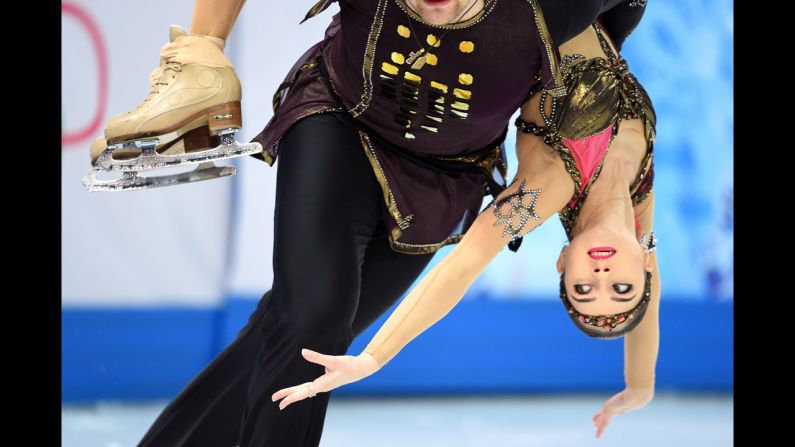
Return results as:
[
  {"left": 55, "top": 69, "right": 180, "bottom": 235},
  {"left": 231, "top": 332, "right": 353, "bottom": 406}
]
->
[
  {"left": 623, "top": 251, "right": 660, "bottom": 389},
  {"left": 361, "top": 152, "right": 573, "bottom": 368},
  {"left": 362, "top": 247, "right": 482, "bottom": 367},
  {"left": 624, "top": 192, "right": 660, "bottom": 390}
]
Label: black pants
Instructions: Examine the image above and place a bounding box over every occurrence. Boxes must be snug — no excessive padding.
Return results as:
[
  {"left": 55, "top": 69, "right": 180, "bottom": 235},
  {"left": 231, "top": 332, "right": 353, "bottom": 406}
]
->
[{"left": 137, "top": 112, "right": 436, "bottom": 446}]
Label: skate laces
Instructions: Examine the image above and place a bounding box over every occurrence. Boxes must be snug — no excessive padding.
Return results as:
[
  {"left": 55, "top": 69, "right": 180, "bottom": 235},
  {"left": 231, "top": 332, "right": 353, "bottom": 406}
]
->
[
  {"left": 131, "top": 34, "right": 225, "bottom": 111},
  {"left": 144, "top": 61, "right": 183, "bottom": 102}
]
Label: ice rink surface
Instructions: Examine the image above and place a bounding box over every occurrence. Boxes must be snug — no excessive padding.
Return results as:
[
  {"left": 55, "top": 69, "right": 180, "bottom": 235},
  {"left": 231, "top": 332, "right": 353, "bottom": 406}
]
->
[{"left": 63, "top": 393, "right": 732, "bottom": 447}]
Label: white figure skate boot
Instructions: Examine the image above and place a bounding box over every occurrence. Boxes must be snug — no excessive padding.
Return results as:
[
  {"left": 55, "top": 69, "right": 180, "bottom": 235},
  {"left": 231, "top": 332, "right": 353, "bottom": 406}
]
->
[{"left": 82, "top": 25, "right": 262, "bottom": 192}]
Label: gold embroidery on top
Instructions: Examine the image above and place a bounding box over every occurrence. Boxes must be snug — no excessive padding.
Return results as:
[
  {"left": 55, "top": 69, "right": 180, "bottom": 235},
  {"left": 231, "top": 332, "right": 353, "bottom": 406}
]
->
[
  {"left": 404, "top": 71, "right": 422, "bottom": 84},
  {"left": 451, "top": 101, "right": 469, "bottom": 111},
  {"left": 453, "top": 88, "right": 472, "bottom": 100},
  {"left": 459, "top": 41, "right": 474, "bottom": 53},
  {"left": 430, "top": 81, "right": 448, "bottom": 93},
  {"left": 391, "top": 52, "right": 406, "bottom": 65},
  {"left": 381, "top": 62, "right": 399, "bottom": 75},
  {"left": 350, "top": 0, "right": 389, "bottom": 117}
]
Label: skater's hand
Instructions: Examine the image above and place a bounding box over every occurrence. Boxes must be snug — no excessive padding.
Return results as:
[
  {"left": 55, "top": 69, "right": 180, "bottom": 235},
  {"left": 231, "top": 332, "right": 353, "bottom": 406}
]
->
[
  {"left": 271, "top": 349, "right": 382, "bottom": 411},
  {"left": 592, "top": 387, "right": 654, "bottom": 438}
]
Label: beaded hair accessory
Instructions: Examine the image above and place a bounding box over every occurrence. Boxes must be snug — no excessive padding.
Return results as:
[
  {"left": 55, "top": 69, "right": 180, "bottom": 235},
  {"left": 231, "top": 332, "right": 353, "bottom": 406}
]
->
[
  {"left": 560, "top": 231, "right": 657, "bottom": 331},
  {"left": 639, "top": 231, "right": 657, "bottom": 253}
]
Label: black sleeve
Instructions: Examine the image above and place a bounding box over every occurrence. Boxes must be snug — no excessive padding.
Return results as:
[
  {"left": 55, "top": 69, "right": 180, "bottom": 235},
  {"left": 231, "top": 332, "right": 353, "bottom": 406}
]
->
[
  {"left": 597, "top": 0, "right": 648, "bottom": 51},
  {"left": 537, "top": 0, "right": 602, "bottom": 46},
  {"left": 537, "top": 0, "right": 648, "bottom": 49}
]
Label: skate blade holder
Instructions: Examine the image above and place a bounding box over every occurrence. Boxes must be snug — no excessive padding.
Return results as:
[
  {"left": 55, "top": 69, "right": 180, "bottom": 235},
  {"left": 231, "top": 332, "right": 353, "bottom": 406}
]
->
[{"left": 82, "top": 129, "right": 263, "bottom": 192}]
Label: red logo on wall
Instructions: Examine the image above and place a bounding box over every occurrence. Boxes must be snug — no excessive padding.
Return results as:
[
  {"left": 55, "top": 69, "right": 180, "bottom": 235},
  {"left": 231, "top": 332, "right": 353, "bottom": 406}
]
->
[{"left": 62, "top": 2, "right": 108, "bottom": 147}]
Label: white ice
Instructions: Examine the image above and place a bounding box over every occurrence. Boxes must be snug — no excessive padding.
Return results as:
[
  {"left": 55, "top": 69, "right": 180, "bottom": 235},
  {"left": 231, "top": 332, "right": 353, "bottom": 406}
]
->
[{"left": 62, "top": 393, "right": 732, "bottom": 447}]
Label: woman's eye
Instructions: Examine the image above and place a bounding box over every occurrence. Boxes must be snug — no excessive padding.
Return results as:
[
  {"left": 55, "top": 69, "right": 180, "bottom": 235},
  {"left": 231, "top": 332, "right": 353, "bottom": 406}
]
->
[
  {"left": 574, "top": 284, "right": 591, "bottom": 294},
  {"left": 614, "top": 284, "right": 633, "bottom": 294}
]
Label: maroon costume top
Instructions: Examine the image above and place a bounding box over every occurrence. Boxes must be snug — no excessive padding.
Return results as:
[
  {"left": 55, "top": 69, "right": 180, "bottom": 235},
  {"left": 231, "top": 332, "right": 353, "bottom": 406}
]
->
[{"left": 251, "top": 0, "right": 566, "bottom": 254}]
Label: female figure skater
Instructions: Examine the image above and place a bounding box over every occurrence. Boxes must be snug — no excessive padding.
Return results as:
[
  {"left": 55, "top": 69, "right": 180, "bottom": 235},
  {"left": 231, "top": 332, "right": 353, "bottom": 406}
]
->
[
  {"left": 272, "top": 19, "right": 660, "bottom": 440},
  {"left": 84, "top": 0, "right": 652, "bottom": 445}
]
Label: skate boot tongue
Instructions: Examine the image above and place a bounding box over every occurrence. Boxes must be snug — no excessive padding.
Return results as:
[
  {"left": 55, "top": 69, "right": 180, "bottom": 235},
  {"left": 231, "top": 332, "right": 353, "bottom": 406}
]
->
[
  {"left": 169, "top": 25, "right": 187, "bottom": 42},
  {"left": 141, "top": 26, "right": 189, "bottom": 103},
  {"left": 144, "top": 25, "right": 188, "bottom": 88}
]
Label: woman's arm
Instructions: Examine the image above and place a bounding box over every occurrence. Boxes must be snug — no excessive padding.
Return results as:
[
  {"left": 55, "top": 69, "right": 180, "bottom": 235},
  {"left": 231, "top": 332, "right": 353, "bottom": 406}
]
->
[
  {"left": 624, "top": 190, "right": 660, "bottom": 389},
  {"left": 592, "top": 190, "right": 660, "bottom": 438},
  {"left": 362, "top": 128, "right": 574, "bottom": 366}
]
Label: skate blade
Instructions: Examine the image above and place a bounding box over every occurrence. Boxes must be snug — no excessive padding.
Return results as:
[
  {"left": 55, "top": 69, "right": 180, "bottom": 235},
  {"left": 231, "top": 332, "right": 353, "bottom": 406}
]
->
[
  {"left": 81, "top": 161, "right": 236, "bottom": 192},
  {"left": 97, "top": 138, "right": 263, "bottom": 172}
]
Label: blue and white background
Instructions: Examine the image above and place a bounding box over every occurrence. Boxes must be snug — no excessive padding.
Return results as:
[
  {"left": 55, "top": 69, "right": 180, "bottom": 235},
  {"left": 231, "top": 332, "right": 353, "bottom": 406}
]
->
[{"left": 62, "top": 0, "right": 733, "bottom": 425}]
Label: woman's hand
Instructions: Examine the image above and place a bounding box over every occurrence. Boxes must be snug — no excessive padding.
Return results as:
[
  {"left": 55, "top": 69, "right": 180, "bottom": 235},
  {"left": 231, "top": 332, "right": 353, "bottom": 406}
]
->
[
  {"left": 592, "top": 387, "right": 654, "bottom": 438},
  {"left": 271, "top": 349, "right": 382, "bottom": 410}
]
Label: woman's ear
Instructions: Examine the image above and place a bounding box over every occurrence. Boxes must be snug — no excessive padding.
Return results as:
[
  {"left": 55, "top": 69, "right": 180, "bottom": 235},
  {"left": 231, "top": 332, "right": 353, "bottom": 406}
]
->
[
  {"left": 556, "top": 245, "right": 568, "bottom": 274},
  {"left": 644, "top": 250, "right": 654, "bottom": 272}
]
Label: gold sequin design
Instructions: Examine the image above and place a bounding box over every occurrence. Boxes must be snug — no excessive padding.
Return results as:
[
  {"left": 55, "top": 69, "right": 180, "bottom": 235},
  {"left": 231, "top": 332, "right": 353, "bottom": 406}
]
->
[
  {"left": 451, "top": 101, "right": 469, "bottom": 111},
  {"left": 450, "top": 110, "right": 468, "bottom": 119},
  {"left": 349, "top": 0, "right": 389, "bottom": 117},
  {"left": 448, "top": 83, "right": 471, "bottom": 119},
  {"left": 430, "top": 81, "right": 448, "bottom": 94},
  {"left": 381, "top": 62, "right": 399, "bottom": 75},
  {"left": 453, "top": 88, "right": 472, "bottom": 100},
  {"left": 373, "top": 33, "right": 484, "bottom": 138},
  {"left": 404, "top": 71, "right": 421, "bottom": 84},
  {"left": 391, "top": 52, "right": 405, "bottom": 65},
  {"left": 427, "top": 34, "right": 442, "bottom": 47}
]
